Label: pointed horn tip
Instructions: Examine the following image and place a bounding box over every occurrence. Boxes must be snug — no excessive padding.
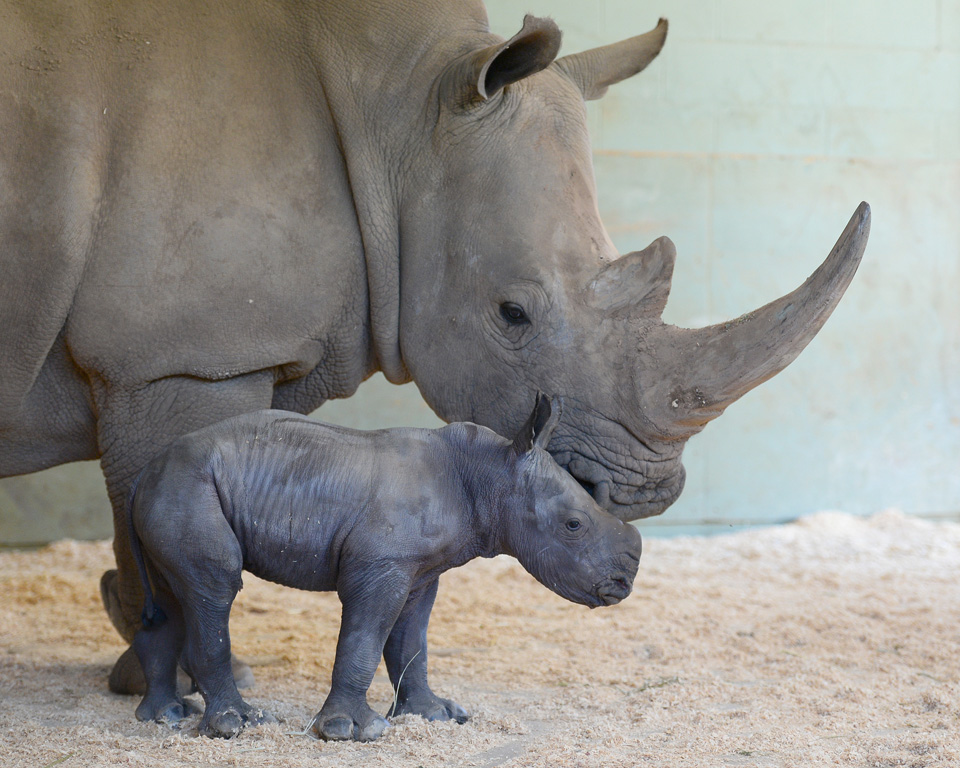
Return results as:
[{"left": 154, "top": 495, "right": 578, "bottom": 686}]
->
[
  {"left": 845, "top": 201, "right": 870, "bottom": 241},
  {"left": 654, "top": 234, "right": 677, "bottom": 257},
  {"left": 653, "top": 18, "right": 668, "bottom": 45},
  {"left": 835, "top": 201, "right": 871, "bottom": 268}
]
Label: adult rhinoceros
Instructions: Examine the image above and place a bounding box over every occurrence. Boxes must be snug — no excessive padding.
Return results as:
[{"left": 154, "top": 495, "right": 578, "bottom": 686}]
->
[{"left": 0, "top": 0, "right": 868, "bottom": 693}]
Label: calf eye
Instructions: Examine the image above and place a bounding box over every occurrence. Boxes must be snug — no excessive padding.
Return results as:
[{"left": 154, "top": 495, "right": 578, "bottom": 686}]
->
[
  {"left": 565, "top": 519, "right": 582, "bottom": 532},
  {"left": 500, "top": 302, "right": 529, "bottom": 325}
]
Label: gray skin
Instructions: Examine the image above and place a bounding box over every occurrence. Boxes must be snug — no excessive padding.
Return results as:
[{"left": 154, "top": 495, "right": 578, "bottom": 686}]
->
[
  {"left": 0, "top": 0, "right": 870, "bottom": 693},
  {"left": 129, "top": 396, "right": 642, "bottom": 741}
]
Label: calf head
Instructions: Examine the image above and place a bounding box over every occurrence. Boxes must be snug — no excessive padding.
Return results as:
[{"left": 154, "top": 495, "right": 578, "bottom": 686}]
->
[{"left": 500, "top": 395, "right": 642, "bottom": 608}]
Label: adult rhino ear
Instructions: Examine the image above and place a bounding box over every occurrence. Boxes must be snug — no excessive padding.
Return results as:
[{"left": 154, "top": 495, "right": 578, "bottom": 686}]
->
[
  {"left": 512, "top": 393, "right": 563, "bottom": 454},
  {"left": 459, "top": 15, "right": 562, "bottom": 101},
  {"left": 556, "top": 18, "right": 668, "bottom": 100}
]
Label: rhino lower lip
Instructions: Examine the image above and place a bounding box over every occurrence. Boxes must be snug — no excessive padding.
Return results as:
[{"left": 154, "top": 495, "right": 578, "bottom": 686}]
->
[{"left": 595, "top": 576, "right": 632, "bottom": 606}]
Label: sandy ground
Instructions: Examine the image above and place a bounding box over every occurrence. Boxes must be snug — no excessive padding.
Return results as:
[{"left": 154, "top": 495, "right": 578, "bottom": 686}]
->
[{"left": 1, "top": 510, "right": 959, "bottom": 768}]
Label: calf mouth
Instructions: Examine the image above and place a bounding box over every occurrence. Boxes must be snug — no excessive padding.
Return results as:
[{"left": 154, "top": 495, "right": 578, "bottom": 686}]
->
[{"left": 593, "top": 574, "right": 634, "bottom": 606}]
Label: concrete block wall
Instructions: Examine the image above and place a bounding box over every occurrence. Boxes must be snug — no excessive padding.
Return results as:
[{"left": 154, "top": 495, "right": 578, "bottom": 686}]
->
[{"left": 1, "top": 0, "right": 957, "bottom": 543}]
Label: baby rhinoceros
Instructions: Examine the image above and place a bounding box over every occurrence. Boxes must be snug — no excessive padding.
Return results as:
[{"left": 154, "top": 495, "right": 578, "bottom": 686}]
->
[{"left": 127, "top": 395, "right": 642, "bottom": 742}]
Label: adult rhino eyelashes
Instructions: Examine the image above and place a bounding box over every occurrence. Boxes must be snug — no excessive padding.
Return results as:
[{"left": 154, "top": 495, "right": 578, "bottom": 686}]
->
[{"left": 500, "top": 302, "right": 529, "bottom": 325}]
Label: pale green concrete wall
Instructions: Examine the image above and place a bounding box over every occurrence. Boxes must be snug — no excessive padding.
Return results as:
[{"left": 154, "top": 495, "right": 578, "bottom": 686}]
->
[{"left": 2, "top": 0, "right": 958, "bottom": 543}]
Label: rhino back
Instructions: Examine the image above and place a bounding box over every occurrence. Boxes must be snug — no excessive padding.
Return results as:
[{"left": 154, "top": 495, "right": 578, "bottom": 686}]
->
[{"left": 208, "top": 412, "right": 465, "bottom": 589}]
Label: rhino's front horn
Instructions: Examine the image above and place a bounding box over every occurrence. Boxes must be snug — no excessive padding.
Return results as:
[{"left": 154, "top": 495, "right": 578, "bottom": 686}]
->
[{"left": 640, "top": 202, "right": 871, "bottom": 437}]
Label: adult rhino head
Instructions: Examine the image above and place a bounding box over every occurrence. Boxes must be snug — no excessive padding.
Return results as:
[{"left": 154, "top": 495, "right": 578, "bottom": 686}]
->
[{"left": 398, "top": 16, "right": 870, "bottom": 521}]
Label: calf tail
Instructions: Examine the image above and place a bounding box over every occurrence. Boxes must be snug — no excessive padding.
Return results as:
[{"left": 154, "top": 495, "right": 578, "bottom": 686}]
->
[{"left": 125, "top": 474, "right": 167, "bottom": 629}]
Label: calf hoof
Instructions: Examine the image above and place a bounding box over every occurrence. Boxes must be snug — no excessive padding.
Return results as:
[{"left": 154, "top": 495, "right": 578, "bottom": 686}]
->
[
  {"left": 391, "top": 693, "right": 469, "bottom": 724},
  {"left": 135, "top": 696, "right": 201, "bottom": 726},
  {"left": 242, "top": 702, "right": 278, "bottom": 727},
  {"left": 200, "top": 708, "right": 245, "bottom": 739},
  {"left": 312, "top": 711, "right": 389, "bottom": 742}
]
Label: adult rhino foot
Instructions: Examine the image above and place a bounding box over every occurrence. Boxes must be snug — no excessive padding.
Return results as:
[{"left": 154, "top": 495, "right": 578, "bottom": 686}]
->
[
  {"left": 311, "top": 704, "right": 389, "bottom": 742},
  {"left": 231, "top": 654, "right": 256, "bottom": 690},
  {"left": 107, "top": 645, "right": 254, "bottom": 696},
  {"left": 390, "top": 692, "right": 469, "bottom": 724},
  {"left": 100, "top": 569, "right": 137, "bottom": 643}
]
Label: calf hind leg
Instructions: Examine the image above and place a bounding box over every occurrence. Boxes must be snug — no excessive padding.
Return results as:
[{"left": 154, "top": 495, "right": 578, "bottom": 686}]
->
[
  {"left": 179, "top": 596, "right": 274, "bottom": 738},
  {"left": 133, "top": 587, "right": 200, "bottom": 726},
  {"left": 94, "top": 373, "right": 273, "bottom": 690}
]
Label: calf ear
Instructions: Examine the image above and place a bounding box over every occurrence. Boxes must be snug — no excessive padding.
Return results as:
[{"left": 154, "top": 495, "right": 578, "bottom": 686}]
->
[{"left": 513, "top": 393, "right": 563, "bottom": 454}]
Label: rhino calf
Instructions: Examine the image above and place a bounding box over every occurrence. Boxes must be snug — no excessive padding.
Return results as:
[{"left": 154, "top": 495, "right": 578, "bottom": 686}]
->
[{"left": 128, "top": 395, "right": 642, "bottom": 741}]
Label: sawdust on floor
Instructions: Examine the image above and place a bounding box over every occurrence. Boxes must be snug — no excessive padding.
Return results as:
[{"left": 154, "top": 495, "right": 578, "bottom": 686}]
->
[{"left": 2, "top": 509, "right": 959, "bottom": 767}]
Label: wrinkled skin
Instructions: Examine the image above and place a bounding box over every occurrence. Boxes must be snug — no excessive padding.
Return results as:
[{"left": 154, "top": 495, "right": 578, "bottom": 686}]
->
[
  {"left": 0, "top": 0, "right": 869, "bottom": 691},
  {"left": 130, "top": 398, "right": 641, "bottom": 741}
]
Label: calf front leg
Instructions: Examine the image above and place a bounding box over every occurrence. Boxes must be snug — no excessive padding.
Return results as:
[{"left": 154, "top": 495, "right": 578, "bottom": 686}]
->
[
  {"left": 312, "top": 569, "right": 411, "bottom": 742},
  {"left": 384, "top": 579, "right": 468, "bottom": 724}
]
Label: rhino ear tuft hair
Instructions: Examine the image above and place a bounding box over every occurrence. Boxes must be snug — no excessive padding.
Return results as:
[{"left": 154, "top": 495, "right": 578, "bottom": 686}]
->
[
  {"left": 513, "top": 392, "right": 562, "bottom": 454},
  {"left": 556, "top": 18, "right": 667, "bottom": 101}
]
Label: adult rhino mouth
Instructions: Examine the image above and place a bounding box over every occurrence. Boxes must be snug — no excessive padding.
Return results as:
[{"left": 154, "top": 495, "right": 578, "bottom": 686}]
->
[
  {"left": 562, "top": 460, "right": 686, "bottom": 522},
  {"left": 548, "top": 420, "right": 687, "bottom": 522}
]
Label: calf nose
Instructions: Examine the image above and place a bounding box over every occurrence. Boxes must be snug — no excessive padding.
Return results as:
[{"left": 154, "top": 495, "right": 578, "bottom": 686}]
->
[
  {"left": 597, "top": 573, "right": 634, "bottom": 606},
  {"left": 619, "top": 523, "right": 643, "bottom": 567},
  {"left": 626, "top": 523, "right": 643, "bottom": 557}
]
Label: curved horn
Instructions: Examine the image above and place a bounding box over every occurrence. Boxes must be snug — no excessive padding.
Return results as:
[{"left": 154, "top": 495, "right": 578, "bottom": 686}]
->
[
  {"left": 641, "top": 202, "right": 871, "bottom": 436},
  {"left": 556, "top": 18, "right": 668, "bottom": 100}
]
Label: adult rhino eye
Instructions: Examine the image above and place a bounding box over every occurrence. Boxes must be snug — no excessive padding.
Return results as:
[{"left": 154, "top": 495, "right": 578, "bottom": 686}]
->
[
  {"left": 565, "top": 518, "right": 582, "bottom": 532},
  {"left": 500, "top": 302, "right": 529, "bottom": 325}
]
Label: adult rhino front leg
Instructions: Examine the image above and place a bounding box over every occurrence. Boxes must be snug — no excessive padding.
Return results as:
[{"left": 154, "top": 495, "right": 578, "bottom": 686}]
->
[{"left": 92, "top": 371, "right": 274, "bottom": 695}]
